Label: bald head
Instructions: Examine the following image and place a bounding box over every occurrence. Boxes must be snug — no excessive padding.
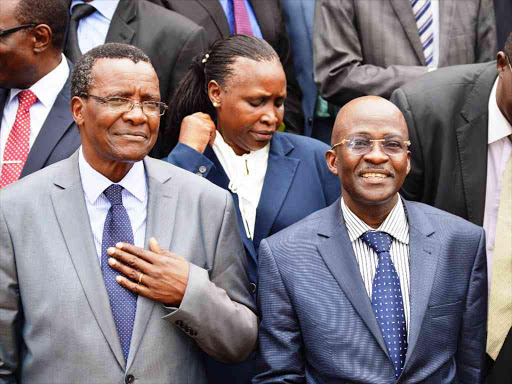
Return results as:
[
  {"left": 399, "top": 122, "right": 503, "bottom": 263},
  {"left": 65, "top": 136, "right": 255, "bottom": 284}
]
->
[{"left": 332, "top": 96, "right": 408, "bottom": 146}]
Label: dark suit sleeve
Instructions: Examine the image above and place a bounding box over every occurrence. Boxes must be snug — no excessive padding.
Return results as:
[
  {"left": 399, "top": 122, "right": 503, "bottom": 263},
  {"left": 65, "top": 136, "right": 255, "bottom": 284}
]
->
[
  {"left": 253, "top": 239, "right": 306, "bottom": 384},
  {"left": 475, "top": 0, "right": 497, "bottom": 62},
  {"left": 166, "top": 143, "right": 215, "bottom": 177},
  {"left": 313, "top": 0, "right": 428, "bottom": 105},
  {"left": 390, "top": 88, "right": 426, "bottom": 202},
  {"left": 456, "top": 228, "right": 487, "bottom": 383},
  {"left": 0, "top": 201, "right": 20, "bottom": 383}
]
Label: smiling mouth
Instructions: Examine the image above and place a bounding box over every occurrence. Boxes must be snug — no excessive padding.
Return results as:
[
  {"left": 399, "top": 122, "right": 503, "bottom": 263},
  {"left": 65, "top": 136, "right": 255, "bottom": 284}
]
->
[
  {"left": 361, "top": 173, "right": 388, "bottom": 179},
  {"left": 116, "top": 133, "right": 147, "bottom": 140}
]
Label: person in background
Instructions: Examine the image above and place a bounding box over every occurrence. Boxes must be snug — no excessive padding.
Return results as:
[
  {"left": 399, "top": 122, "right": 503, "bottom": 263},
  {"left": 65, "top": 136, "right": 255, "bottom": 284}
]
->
[
  {"left": 314, "top": 0, "right": 497, "bottom": 107},
  {"left": 255, "top": 96, "right": 487, "bottom": 384},
  {"left": 147, "top": 0, "right": 304, "bottom": 137},
  {"left": 64, "top": 0, "right": 207, "bottom": 158},
  {"left": 167, "top": 34, "right": 340, "bottom": 384},
  {"left": 0, "top": 0, "right": 80, "bottom": 188},
  {"left": 280, "top": 0, "right": 335, "bottom": 145},
  {"left": 0, "top": 43, "right": 257, "bottom": 384},
  {"left": 391, "top": 33, "right": 512, "bottom": 384}
]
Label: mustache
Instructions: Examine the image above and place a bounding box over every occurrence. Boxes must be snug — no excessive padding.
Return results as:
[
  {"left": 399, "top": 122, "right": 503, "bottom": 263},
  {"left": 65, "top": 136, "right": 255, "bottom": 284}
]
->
[{"left": 358, "top": 166, "right": 395, "bottom": 177}]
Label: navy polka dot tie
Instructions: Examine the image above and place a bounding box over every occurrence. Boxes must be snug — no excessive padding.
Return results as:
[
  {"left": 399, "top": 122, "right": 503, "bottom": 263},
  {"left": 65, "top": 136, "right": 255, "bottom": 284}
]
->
[
  {"left": 101, "top": 184, "right": 137, "bottom": 361},
  {"left": 361, "top": 231, "right": 407, "bottom": 380}
]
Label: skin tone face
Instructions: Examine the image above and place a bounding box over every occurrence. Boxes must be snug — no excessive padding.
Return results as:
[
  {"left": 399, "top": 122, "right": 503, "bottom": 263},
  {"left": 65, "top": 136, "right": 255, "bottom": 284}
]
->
[
  {"left": 496, "top": 51, "right": 512, "bottom": 125},
  {"left": 326, "top": 96, "right": 411, "bottom": 228},
  {"left": 0, "top": 0, "right": 55, "bottom": 89},
  {"left": 71, "top": 58, "right": 160, "bottom": 182},
  {"left": 208, "top": 57, "right": 287, "bottom": 155}
]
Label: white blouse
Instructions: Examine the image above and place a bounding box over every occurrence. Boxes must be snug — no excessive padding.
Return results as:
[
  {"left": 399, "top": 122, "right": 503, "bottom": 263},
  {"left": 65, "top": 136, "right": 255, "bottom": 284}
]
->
[{"left": 212, "top": 132, "right": 270, "bottom": 240}]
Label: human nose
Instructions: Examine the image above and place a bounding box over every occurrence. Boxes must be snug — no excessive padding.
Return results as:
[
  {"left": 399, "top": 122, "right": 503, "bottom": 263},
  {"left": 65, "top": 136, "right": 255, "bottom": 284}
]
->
[
  {"left": 122, "top": 101, "right": 148, "bottom": 125},
  {"left": 363, "top": 141, "right": 389, "bottom": 164},
  {"left": 260, "top": 105, "right": 281, "bottom": 126}
]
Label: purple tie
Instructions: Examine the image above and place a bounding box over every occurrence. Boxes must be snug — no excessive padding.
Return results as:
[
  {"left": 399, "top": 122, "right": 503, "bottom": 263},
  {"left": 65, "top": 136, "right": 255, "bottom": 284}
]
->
[{"left": 233, "top": 0, "right": 254, "bottom": 35}]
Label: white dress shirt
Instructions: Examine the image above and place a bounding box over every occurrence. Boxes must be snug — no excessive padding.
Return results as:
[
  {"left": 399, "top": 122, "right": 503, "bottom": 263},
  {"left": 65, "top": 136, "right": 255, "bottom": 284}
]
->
[
  {"left": 212, "top": 132, "right": 270, "bottom": 240},
  {"left": 341, "top": 195, "right": 411, "bottom": 336},
  {"left": 484, "top": 78, "right": 512, "bottom": 292},
  {"left": 78, "top": 147, "right": 147, "bottom": 264},
  {"left": 0, "top": 55, "right": 69, "bottom": 178},
  {"left": 70, "top": 0, "right": 119, "bottom": 55}
]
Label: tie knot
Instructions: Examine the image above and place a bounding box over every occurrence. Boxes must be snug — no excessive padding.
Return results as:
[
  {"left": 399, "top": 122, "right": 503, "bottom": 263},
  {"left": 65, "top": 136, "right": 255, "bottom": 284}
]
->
[
  {"left": 361, "top": 231, "right": 393, "bottom": 254},
  {"left": 104, "top": 184, "right": 124, "bottom": 206},
  {"left": 17, "top": 90, "right": 37, "bottom": 110},
  {"left": 71, "top": 3, "right": 96, "bottom": 21}
]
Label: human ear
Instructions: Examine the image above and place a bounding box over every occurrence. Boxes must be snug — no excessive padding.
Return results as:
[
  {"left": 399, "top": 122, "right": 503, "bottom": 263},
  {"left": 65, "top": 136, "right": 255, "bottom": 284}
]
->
[
  {"left": 32, "top": 24, "right": 52, "bottom": 53},
  {"left": 207, "top": 80, "right": 222, "bottom": 106},
  {"left": 71, "top": 96, "right": 85, "bottom": 128},
  {"left": 326, "top": 149, "right": 339, "bottom": 176}
]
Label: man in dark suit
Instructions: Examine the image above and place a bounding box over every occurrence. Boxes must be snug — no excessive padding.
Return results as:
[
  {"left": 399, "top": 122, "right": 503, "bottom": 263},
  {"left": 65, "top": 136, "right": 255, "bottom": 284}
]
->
[
  {"left": 64, "top": 0, "right": 207, "bottom": 158},
  {"left": 255, "top": 96, "right": 487, "bottom": 383},
  {"left": 0, "top": 0, "right": 80, "bottom": 187},
  {"left": 391, "top": 37, "right": 512, "bottom": 383},
  {"left": 147, "top": 0, "right": 304, "bottom": 137}
]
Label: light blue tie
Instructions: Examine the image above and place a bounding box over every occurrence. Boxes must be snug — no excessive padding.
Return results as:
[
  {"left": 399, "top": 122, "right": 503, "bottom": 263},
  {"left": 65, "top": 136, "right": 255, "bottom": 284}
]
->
[
  {"left": 101, "top": 184, "right": 137, "bottom": 361},
  {"left": 411, "top": 0, "right": 434, "bottom": 67},
  {"left": 361, "top": 231, "right": 408, "bottom": 380}
]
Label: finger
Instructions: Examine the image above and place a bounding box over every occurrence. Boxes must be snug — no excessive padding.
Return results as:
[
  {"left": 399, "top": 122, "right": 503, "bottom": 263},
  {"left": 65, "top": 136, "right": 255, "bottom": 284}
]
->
[
  {"left": 208, "top": 127, "right": 216, "bottom": 147},
  {"left": 149, "top": 237, "right": 162, "bottom": 254},
  {"left": 108, "top": 257, "right": 149, "bottom": 284},
  {"left": 114, "top": 242, "right": 158, "bottom": 264},
  {"left": 107, "top": 246, "right": 154, "bottom": 273},
  {"left": 116, "top": 275, "right": 154, "bottom": 299}
]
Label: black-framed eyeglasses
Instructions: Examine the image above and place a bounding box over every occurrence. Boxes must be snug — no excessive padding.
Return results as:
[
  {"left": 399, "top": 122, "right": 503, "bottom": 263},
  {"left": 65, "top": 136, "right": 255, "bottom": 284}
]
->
[
  {"left": 331, "top": 134, "right": 411, "bottom": 156},
  {"left": 81, "top": 94, "right": 168, "bottom": 116},
  {"left": 0, "top": 24, "right": 37, "bottom": 38}
]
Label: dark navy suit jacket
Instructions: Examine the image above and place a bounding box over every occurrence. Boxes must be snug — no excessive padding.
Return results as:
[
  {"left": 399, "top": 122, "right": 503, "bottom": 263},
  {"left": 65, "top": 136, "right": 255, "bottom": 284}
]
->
[
  {"left": 255, "top": 198, "right": 488, "bottom": 383},
  {"left": 0, "top": 63, "right": 80, "bottom": 179}
]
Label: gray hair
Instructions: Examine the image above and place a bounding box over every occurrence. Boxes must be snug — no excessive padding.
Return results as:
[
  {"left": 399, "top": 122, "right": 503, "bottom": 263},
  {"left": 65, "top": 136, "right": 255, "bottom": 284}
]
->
[{"left": 71, "top": 43, "right": 152, "bottom": 98}]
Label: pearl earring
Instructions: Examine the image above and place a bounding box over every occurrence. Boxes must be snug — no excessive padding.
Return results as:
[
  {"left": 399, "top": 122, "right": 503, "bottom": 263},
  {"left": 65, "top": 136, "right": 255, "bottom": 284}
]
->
[{"left": 213, "top": 101, "right": 220, "bottom": 108}]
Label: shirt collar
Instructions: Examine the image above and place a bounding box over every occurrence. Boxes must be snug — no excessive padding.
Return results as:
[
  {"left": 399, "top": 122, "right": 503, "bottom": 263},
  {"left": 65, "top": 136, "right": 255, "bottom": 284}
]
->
[
  {"left": 488, "top": 78, "right": 512, "bottom": 144},
  {"left": 70, "top": 0, "right": 119, "bottom": 21},
  {"left": 341, "top": 194, "right": 409, "bottom": 244},
  {"left": 9, "top": 54, "right": 69, "bottom": 109},
  {"left": 78, "top": 147, "right": 147, "bottom": 205}
]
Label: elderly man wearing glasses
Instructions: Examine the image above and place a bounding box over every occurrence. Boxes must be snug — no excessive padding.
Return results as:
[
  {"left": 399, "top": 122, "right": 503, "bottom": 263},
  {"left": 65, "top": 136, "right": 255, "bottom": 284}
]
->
[
  {"left": 255, "top": 96, "right": 488, "bottom": 384},
  {"left": 0, "top": 0, "right": 80, "bottom": 189},
  {"left": 0, "top": 43, "right": 258, "bottom": 384}
]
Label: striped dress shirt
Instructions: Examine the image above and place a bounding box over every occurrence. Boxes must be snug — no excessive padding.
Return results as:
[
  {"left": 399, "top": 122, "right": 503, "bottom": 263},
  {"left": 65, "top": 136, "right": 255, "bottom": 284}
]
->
[{"left": 341, "top": 196, "right": 411, "bottom": 336}]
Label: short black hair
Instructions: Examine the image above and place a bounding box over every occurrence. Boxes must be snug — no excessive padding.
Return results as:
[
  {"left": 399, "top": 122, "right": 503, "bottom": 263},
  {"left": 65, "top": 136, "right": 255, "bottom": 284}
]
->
[
  {"left": 14, "top": 0, "right": 69, "bottom": 50},
  {"left": 71, "top": 43, "right": 152, "bottom": 98},
  {"left": 505, "top": 32, "right": 512, "bottom": 59}
]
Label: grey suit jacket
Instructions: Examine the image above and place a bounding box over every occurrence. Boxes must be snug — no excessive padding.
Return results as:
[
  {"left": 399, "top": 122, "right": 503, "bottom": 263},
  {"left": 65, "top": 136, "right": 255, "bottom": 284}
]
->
[
  {"left": 103, "top": 0, "right": 208, "bottom": 157},
  {"left": 0, "top": 153, "right": 257, "bottom": 383},
  {"left": 313, "top": 0, "right": 497, "bottom": 106},
  {"left": 255, "top": 198, "right": 487, "bottom": 383},
  {"left": 0, "top": 64, "right": 80, "bottom": 179}
]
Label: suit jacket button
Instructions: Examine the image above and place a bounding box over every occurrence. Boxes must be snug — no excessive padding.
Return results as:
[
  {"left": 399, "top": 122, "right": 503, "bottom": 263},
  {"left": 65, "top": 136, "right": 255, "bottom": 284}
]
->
[
  {"left": 249, "top": 283, "right": 257, "bottom": 293},
  {"left": 198, "top": 165, "right": 207, "bottom": 174},
  {"left": 125, "top": 374, "right": 135, "bottom": 384}
]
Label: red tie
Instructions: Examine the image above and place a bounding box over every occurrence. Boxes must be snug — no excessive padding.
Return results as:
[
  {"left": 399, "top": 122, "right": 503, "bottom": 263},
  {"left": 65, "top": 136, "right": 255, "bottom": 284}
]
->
[
  {"left": 0, "top": 90, "right": 38, "bottom": 188},
  {"left": 233, "top": 0, "right": 254, "bottom": 35}
]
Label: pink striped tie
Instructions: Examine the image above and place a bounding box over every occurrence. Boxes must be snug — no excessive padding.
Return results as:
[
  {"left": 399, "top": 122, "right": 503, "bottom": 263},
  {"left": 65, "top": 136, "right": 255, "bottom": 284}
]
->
[
  {"left": 233, "top": 0, "right": 254, "bottom": 35},
  {"left": 0, "top": 90, "right": 38, "bottom": 188}
]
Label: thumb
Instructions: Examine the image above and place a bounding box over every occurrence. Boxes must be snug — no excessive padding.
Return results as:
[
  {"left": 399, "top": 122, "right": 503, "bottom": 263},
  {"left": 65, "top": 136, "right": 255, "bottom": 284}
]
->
[{"left": 149, "top": 237, "right": 162, "bottom": 254}]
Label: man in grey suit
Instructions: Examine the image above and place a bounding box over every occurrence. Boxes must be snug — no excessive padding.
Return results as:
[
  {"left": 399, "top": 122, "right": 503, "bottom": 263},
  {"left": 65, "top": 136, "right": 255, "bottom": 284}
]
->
[
  {"left": 254, "top": 96, "right": 487, "bottom": 383},
  {"left": 314, "top": 0, "right": 497, "bottom": 107},
  {"left": 0, "top": 43, "right": 257, "bottom": 383},
  {"left": 0, "top": 0, "right": 80, "bottom": 187}
]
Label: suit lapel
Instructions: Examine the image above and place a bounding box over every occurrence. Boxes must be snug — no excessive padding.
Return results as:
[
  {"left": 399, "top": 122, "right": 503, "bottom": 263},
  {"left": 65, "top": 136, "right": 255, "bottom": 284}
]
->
[
  {"left": 50, "top": 152, "right": 126, "bottom": 370},
  {"left": 456, "top": 63, "right": 497, "bottom": 225},
  {"left": 106, "top": 0, "right": 136, "bottom": 44},
  {"left": 21, "top": 63, "right": 76, "bottom": 178},
  {"left": 402, "top": 200, "right": 439, "bottom": 366},
  {"left": 127, "top": 157, "right": 177, "bottom": 370},
  {"left": 204, "top": 147, "right": 258, "bottom": 282},
  {"left": 253, "top": 134, "right": 299, "bottom": 249},
  {"left": 196, "top": 0, "right": 231, "bottom": 37},
  {"left": 316, "top": 202, "right": 389, "bottom": 357},
  {"left": 389, "top": 0, "right": 426, "bottom": 65},
  {"left": 438, "top": 0, "right": 456, "bottom": 66}
]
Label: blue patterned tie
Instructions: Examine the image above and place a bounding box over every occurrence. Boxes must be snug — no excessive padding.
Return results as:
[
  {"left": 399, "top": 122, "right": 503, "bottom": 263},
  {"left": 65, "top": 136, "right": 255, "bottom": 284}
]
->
[
  {"left": 361, "top": 231, "right": 408, "bottom": 380},
  {"left": 101, "top": 184, "right": 137, "bottom": 361},
  {"left": 411, "top": 0, "right": 434, "bottom": 67}
]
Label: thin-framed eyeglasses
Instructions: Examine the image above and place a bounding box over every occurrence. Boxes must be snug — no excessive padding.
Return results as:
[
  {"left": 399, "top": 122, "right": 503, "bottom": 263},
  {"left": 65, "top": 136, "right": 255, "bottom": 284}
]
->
[
  {"left": 506, "top": 55, "right": 512, "bottom": 72},
  {"left": 331, "top": 134, "right": 411, "bottom": 156},
  {"left": 0, "top": 24, "right": 37, "bottom": 37},
  {"left": 81, "top": 94, "right": 168, "bottom": 116}
]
